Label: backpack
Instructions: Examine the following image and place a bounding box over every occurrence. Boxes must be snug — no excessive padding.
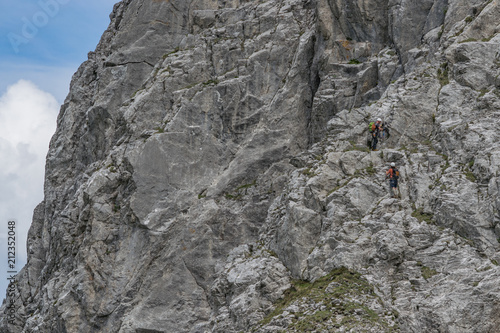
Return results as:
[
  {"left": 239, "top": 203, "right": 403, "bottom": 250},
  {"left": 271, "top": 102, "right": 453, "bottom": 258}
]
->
[
  {"left": 369, "top": 122, "right": 376, "bottom": 132},
  {"left": 387, "top": 167, "right": 399, "bottom": 179}
]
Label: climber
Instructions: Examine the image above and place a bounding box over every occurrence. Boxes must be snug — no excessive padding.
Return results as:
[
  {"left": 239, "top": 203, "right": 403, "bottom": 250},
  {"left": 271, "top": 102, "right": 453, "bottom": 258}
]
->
[
  {"left": 380, "top": 121, "right": 391, "bottom": 140},
  {"left": 370, "top": 118, "right": 383, "bottom": 151},
  {"left": 385, "top": 162, "right": 400, "bottom": 198}
]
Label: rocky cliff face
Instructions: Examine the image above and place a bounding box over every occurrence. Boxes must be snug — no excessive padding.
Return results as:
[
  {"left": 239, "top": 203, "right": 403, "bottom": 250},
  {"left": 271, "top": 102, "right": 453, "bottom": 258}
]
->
[{"left": 2, "top": 0, "right": 500, "bottom": 332}]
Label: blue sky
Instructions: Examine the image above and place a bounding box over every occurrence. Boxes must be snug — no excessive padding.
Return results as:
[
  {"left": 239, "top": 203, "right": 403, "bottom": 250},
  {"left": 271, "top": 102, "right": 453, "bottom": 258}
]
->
[
  {"left": 0, "top": 0, "right": 118, "bottom": 300},
  {"left": 1, "top": 0, "right": 118, "bottom": 101}
]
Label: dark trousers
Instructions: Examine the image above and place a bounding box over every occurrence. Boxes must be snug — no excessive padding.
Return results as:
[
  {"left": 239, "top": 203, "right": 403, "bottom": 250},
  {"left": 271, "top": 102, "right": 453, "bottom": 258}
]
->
[
  {"left": 371, "top": 135, "right": 378, "bottom": 150},
  {"left": 389, "top": 179, "right": 399, "bottom": 197}
]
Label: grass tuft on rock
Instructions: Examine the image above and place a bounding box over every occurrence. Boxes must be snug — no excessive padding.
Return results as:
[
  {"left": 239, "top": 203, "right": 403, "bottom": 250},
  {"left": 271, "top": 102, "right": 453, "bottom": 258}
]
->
[
  {"left": 437, "top": 63, "right": 449, "bottom": 86},
  {"left": 412, "top": 208, "right": 434, "bottom": 224},
  {"left": 259, "top": 267, "right": 399, "bottom": 332}
]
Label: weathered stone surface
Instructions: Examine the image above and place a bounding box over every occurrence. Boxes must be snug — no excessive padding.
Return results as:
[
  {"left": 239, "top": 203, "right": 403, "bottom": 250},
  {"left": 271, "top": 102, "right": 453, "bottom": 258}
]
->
[
  {"left": 210, "top": 245, "right": 291, "bottom": 332},
  {"left": 1, "top": 0, "right": 500, "bottom": 332}
]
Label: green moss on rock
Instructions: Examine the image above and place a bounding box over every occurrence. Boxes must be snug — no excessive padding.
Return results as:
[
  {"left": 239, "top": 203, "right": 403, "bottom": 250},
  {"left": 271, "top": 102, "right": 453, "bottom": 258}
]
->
[{"left": 258, "top": 267, "right": 399, "bottom": 332}]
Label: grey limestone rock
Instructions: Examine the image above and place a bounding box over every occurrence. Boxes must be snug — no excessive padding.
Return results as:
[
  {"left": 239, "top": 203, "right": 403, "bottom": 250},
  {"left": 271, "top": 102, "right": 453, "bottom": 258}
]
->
[{"left": 1, "top": 0, "right": 500, "bottom": 332}]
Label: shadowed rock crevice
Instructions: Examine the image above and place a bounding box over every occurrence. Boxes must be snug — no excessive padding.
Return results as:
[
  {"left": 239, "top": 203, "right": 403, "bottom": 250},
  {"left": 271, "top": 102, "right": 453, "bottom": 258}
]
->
[{"left": 1, "top": 0, "right": 500, "bottom": 332}]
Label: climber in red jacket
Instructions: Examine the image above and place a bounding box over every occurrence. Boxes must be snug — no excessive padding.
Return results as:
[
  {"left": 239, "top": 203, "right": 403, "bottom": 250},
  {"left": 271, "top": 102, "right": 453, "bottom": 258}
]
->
[{"left": 386, "top": 162, "right": 400, "bottom": 198}]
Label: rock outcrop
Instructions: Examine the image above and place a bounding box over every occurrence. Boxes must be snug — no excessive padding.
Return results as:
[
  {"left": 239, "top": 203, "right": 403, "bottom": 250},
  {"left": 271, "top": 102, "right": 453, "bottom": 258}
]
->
[{"left": 2, "top": 0, "right": 500, "bottom": 332}]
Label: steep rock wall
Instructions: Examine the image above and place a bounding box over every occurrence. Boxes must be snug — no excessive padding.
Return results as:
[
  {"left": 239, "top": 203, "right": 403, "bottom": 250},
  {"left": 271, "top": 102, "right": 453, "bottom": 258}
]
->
[{"left": 1, "top": 0, "right": 500, "bottom": 332}]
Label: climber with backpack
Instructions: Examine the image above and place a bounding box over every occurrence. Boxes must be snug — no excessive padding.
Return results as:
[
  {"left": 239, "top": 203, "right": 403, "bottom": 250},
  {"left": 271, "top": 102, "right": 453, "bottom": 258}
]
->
[
  {"left": 369, "top": 118, "right": 383, "bottom": 151},
  {"left": 385, "top": 162, "right": 400, "bottom": 198}
]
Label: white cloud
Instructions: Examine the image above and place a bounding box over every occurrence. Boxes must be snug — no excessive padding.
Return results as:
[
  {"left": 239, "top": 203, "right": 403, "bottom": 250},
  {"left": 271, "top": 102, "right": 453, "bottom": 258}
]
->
[
  {"left": 0, "top": 80, "right": 58, "bottom": 156},
  {"left": 0, "top": 62, "right": 75, "bottom": 103},
  {"left": 0, "top": 80, "right": 58, "bottom": 297}
]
